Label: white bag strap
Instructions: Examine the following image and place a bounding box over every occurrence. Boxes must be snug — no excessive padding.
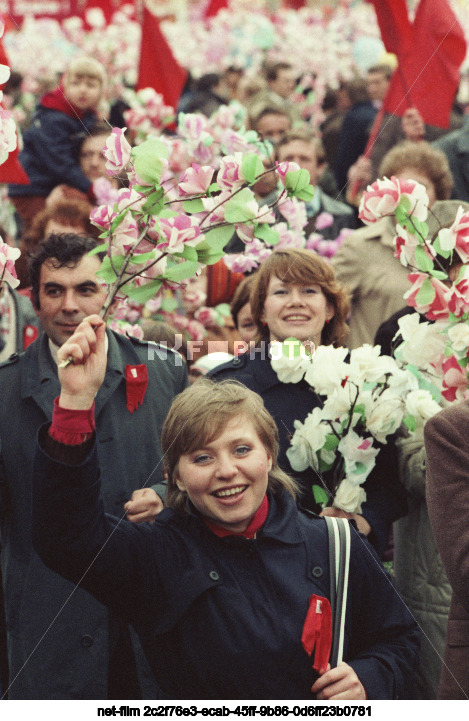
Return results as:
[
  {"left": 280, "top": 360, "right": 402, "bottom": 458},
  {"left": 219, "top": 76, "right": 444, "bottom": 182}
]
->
[{"left": 324, "top": 516, "right": 351, "bottom": 667}]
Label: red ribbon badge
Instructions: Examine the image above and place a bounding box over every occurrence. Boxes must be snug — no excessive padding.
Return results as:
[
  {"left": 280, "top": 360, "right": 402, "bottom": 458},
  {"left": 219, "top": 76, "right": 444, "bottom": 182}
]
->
[
  {"left": 23, "top": 324, "right": 39, "bottom": 349},
  {"left": 301, "top": 595, "right": 332, "bottom": 675},
  {"left": 125, "top": 364, "right": 148, "bottom": 413}
]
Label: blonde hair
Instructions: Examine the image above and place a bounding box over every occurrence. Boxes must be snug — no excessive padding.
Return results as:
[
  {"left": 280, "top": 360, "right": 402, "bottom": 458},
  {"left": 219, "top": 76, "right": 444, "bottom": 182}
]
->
[
  {"left": 250, "top": 248, "right": 350, "bottom": 346},
  {"left": 162, "top": 379, "right": 299, "bottom": 513},
  {"left": 65, "top": 56, "right": 106, "bottom": 86}
]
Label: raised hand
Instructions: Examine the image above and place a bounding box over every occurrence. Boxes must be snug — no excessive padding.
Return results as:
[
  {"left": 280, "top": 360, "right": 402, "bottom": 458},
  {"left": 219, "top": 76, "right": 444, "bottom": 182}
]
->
[
  {"left": 57, "top": 314, "right": 107, "bottom": 410},
  {"left": 124, "top": 488, "right": 164, "bottom": 523}
]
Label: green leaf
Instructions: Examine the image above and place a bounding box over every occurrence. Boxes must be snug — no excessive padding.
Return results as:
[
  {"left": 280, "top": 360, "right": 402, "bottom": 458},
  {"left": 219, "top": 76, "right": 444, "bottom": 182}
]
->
[
  {"left": 175, "top": 245, "right": 198, "bottom": 263},
  {"left": 284, "top": 168, "right": 311, "bottom": 194},
  {"left": 164, "top": 260, "right": 200, "bottom": 283},
  {"left": 312, "top": 485, "right": 329, "bottom": 506},
  {"left": 110, "top": 210, "right": 127, "bottom": 234},
  {"left": 409, "top": 219, "right": 428, "bottom": 239},
  {"left": 319, "top": 457, "right": 334, "bottom": 472},
  {"left": 96, "top": 254, "right": 128, "bottom": 283},
  {"left": 216, "top": 302, "right": 231, "bottom": 317},
  {"left": 142, "top": 188, "right": 164, "bottom": 215},
  {"left": 208, "top": 182, "right": 220, "bottom": 194},
  {"left": 197, "top": 250, "right": 226, "bottom": 266},
  {"left": 417, "top": 375, "right": 441, "bottom": 403},
  {"left": 158, "top": 208, "right": 178, "bottom": 219},
  {"left": 403, "top": 414, "right": 417, "bottom": 433},
  {"left": 96, "top": 265, "right": 116, "bottom": 284},
  {"left": 182, "top": 198, "right": 205, "bottom": 214},
  {"left": 160, "top": 295, "right": 178, "bottom": 312},
  {"left": 353, "top": 403, "right": 366, "bottom": 416},
  {"left": 294, "top": 185, "right": 315, "bottom": 202},
  {"left": 323, "top": 434, "right": 340, "bottom": 451},
  {"left": 131, "top": 137, "right": 169, "bottom": 185},
  {"left": 224, "top": 187, "right": 257, "bottom": 223},
  {"left": 255, "top": 223, "right": 279, "bottom": 246},
  {"left": 241, "top": 153, "right": 264, "bottom": 184},
  {"left": 196, "top": 224, "right": 234, "bottom": 252},
  {"left": 415, "top": 277, "right": 435, "bottom": 306},
  {"left": 394, "top": 198, "right": 411, "bottom": 225},
  {"left": 88, "top": 241, "right": 109, "bottom": 256},
  {"left": 128, "top": 251, "right": 156, "bottom": 265},
  {"left": 124, "top": 279, "right": 163, "bottom": 303},
  {"left": 414, "top": 245, "right": 434, "bottom": 273},
  {"left": 429, "top": 269, "right": 448, "bottom": 280}
]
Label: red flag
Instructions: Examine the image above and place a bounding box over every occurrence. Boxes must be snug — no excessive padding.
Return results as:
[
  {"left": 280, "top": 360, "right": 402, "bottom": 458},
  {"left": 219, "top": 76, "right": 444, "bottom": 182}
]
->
[
  {"left": 383, "top": 0, "right": 466, "bottom": 128},
  {"left": 136, "top": 7, "right": 188, "bottom": 110},
  {"left": 0, "top": 144, "right": 30, "bottom": 184},
  {"left": 366, "top": 0, "right": 412, "bottom": 57},
  {"left": 204, "top": 0, "right": 229, "bottom": 18}
]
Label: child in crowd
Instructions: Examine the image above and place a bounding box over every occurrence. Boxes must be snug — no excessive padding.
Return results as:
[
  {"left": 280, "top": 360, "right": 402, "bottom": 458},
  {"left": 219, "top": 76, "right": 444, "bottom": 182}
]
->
[{"left": 8, "top": 56, "right": 106, "bottom": 228}]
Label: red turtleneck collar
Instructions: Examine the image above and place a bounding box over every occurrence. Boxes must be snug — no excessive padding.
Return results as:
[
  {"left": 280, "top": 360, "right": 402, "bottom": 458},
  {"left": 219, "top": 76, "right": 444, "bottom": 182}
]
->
[{"left": 204, "top": 495, "right": 269, "bottom": 539}]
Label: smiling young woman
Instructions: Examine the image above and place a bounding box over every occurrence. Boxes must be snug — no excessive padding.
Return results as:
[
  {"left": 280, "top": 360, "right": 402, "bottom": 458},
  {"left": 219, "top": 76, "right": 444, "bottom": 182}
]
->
[
  {"left": 208, "top": 249, "right": 407, "bottom": 559},
  {"left": 32, "top": 348, "right": 420, "bottom": 699}
]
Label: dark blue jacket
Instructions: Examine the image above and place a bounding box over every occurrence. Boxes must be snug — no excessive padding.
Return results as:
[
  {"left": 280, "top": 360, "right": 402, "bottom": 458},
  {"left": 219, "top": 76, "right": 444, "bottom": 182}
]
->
[
  {"left": 8, "top": 104, "right": 96, "bottom": 198},
  {"left": 32, "top": 438, "right": 419, "bottom": 700},
  {"left": 209, "top": 353, "right": 407, "bottom": 557}
]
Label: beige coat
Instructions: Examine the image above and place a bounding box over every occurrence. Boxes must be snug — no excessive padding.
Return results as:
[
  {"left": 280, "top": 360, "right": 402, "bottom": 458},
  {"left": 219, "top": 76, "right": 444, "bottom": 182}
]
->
[{"left": 332, "top": 217, "right": 411, "bottom": 349}]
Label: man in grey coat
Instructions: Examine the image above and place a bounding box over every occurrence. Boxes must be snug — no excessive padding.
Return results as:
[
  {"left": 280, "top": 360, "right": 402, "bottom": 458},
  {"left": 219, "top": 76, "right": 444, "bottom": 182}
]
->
[{"left": 0, "top": 234, "right": 187, "bottom": 699}]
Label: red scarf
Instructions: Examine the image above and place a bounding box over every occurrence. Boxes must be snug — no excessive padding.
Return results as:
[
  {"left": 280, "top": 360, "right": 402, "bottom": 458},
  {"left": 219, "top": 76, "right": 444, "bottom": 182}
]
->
[{"left": 204, "top": 495, "right": 269, "bottom": 539}]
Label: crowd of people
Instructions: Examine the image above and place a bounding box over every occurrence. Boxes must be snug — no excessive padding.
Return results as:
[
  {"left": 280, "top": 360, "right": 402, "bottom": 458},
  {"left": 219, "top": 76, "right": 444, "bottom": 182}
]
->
[{"left": 0, "top": 0, "right": 469, "bottom": 705}]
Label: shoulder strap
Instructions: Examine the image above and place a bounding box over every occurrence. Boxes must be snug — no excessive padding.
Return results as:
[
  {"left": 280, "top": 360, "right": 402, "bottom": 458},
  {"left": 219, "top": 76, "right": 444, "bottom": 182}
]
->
[{"left": 324, "top": 516, "right": 351, "bottom": 668}]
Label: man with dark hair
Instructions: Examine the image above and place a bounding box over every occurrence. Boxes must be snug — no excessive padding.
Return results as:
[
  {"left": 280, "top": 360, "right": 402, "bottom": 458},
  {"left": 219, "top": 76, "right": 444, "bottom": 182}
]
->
[{"left": 0, "top": 233, "right": 187, "bottom": 699}]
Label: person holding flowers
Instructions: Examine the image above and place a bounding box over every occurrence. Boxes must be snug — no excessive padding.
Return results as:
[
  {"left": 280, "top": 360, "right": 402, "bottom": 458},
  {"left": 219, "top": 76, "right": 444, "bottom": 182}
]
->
[
  {"left": 32, "top": 344, "right": 420, "bottom": 699},
  {"left": 349, "top": 173, "right": 469, "bottom": 699},
  {"left": 209, "top": 248, "right": 406, "bottom": 557}
]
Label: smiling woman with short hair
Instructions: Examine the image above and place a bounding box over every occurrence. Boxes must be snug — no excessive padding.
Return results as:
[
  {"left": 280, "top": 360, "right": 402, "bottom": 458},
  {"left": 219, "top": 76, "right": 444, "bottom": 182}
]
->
[
  {"left": 32, "top": 326, "right": 420, "bottom": 699},
  {"left": 209, "top": 248, "right": 406, "bottom": 558}
]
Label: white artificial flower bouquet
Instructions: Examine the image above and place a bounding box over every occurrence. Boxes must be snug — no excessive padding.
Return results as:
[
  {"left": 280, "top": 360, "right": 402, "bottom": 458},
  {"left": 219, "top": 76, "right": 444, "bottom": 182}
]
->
[{"left": 271, "top": 339, "right": 440, "bottom": 513}]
